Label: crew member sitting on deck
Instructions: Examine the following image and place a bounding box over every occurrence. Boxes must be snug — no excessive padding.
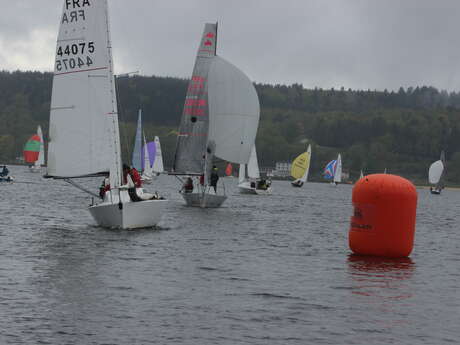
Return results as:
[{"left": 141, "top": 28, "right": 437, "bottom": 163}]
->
[
  {"left": 0, "top": 165, "right": 9, "bottom": 177},
  {"left": 183, "top": 177, "right": 194, "bottom": 193},
  {"left": 123, "top": 164, "right": 142, "bottom": 188}
]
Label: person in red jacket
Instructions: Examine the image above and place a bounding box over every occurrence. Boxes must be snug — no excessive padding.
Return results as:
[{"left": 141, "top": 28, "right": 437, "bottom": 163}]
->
[{"left": 123, "top": 164, "right": 142, "bottom": 188}]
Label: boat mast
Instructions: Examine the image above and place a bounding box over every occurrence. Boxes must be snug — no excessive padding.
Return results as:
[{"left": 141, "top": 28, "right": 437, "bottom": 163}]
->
[{"left": 104, "top": 0, "right": 122, "bottom": 188}]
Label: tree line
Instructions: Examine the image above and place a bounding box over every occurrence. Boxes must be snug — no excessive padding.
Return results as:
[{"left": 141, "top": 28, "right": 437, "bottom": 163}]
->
[{"left": 1, "top": 70, "right": 459, "bottom": 184}]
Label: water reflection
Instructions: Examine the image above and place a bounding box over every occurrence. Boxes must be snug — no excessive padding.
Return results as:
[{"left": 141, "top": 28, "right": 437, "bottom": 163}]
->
[{"left": 347, "top": 254, "right": 415, "bottom": 300}]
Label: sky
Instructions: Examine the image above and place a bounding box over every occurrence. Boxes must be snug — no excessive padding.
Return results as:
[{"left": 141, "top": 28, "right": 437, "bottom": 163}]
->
[{"left": 1, "top": 0, "right": 460, "bottom": 91}]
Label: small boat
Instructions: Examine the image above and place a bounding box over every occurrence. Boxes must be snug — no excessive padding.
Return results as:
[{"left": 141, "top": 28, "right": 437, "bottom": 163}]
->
[
  {"left": 46, "top": 0, "right": 166, "bottom": 229},
  {"left": 0, "top": 165, "right": 13, "bottom": 183},
  {"left": 429, "top": 151, "right": 446, "bottom": 195},
  {"left": 172, "top": 23, "right": 260, "bottom": 207},
  {"left": 238, "top": 146, "right": 272, "bottom": 195},
  {"left": 324, "top": 153, "right": 342, "bottom": 185},
  {"left": 24, "top": 126, "right": 45, "bottom": 173},
  {"left": 359, "top": 169, "right": 364, "bottom": 179},
  {"left": 291, "top": 144, "right": 311, "bottom": 187}
]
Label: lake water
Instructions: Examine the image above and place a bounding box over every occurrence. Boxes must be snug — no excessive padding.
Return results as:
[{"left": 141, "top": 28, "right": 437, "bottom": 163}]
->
[{"left": 1, "top": 165, "right": 459, "bottom": 344}]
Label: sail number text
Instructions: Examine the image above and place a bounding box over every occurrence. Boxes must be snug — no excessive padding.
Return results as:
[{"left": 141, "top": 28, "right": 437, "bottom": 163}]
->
[{"left": 55, "top": 42, "right": 95, "bottom": 72}]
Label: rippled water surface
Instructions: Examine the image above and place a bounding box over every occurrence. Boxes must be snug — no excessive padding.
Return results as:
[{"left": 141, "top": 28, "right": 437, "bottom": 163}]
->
[{"left": 1, "top": 166, "right": 459, "bottom": 344}]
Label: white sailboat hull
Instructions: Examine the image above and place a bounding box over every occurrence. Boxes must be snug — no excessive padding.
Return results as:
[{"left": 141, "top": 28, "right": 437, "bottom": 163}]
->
[
  {"left": 238, "top": 181, "right": 272, "bottom": 195},
  {"left": 291, "top": 179, "right": 304, "bottom": 187},
  {"left": 181, "top": 192, "right": 227, "bottom": 208},
  {"left": 89, "top": 189, "right": 167, "bottom": 229},
  {"left": 89, "top": 199, "right": 167, "bottom": 229},
  {"left": 29, "top": 165, "right": 42, "bottom": 173}
]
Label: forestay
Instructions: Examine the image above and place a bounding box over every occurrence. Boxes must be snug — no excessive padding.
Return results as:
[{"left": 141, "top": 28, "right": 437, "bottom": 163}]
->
[{"left": 47, "top": 0, "right": 121, "bottom": 187}]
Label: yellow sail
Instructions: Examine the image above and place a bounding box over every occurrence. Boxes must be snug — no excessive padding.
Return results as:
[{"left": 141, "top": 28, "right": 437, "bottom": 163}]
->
[{"left": 291, "top": 151, "right": 310, "bottom": 179}]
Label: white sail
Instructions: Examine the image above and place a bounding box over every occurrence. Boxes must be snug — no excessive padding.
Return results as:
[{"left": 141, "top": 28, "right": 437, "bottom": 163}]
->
[
  {"left": 47, "top": 0, "right": 121, "bottom": 187},
  {"left": 153, "top": 136, "right": 164, "bottom": 174},
  {"left": 299, "top": 144, "right": 311, "bottom": 183},
  {"left": 238, "top": 164, "right": 246, "bottom": 184},
  {"left": 132, "top": 109, "right": 143, "bottom": 171},
  {"left": 429, "top": 160, "right": 444, "bottom": 184},
  {"left": 334, "top": 153, "right": 342, "bottom": 183},
  {"left": 359, "top": 170, "right": 364, "bottom": 179},
  {"left": 207, "top": 56, "right": 260, "bottom": 164},
  {"left": 36, "top": 125, "right": 45, "bottom": 167},
  {"left": 247, "top": 146, "right": 260, "bottom": 179},
  {"left": 143, "top": 134, "right": 153, "bottom": 177}
]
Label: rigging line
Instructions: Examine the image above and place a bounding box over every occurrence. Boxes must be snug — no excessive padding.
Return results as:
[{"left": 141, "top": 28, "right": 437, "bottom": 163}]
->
[{"left": 64, "top": 178, "right": 100, "bottom": 198}]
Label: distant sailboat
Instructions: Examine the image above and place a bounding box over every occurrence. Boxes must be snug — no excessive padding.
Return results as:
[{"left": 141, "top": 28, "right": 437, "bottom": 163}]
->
[
  {"left": 324, "top": 153, "right": 342, "bottom": 185},
  {"left": 24, "top": 125, "right": 45, "bottom": 172},
  {"left": 359, "top": 169, "right": 364, "bottom": 179},
  {"left": 429, "top": 151, "right": 446, "bottom": 195},
  {"left": 172, "top": 23, "right": 260, "bottom": 207},
  {"left": 291, "top": 144, "right": 311, "bottom": 187},
  {"left": 46, "top": 0, "right": 166, "bottom": 229},
  {"left": 238, "top": 146, "right": 272, "bottom": 195}
]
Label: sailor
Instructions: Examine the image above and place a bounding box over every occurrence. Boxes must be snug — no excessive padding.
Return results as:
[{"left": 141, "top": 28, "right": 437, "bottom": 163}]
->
[
  {"left": 0, "top": 165, "right": 9, "bottom": 177},
  {"left": 183, "top": 177, "right": 194, "bottom": 193},
  {"left": 99, "top": 177, "right": 110, "bottom": 199},
  {"left": 210, "top": 165, "right": 219, "bottom": 193},
  {"left": 123, "top": 164, "right": 142, "bottom": 188}
]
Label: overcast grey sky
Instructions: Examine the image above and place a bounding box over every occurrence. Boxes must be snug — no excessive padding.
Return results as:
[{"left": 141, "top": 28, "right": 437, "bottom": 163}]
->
[{"left": 1, "top": 0, "right": 460, "bottom": 91}]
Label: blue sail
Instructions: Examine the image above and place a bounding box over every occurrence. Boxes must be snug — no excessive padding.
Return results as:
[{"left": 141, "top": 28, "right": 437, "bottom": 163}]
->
[
  {"left": 131, "top": 109, "right": 142, "bottom": 171},
  {"left": 324, "top": 159, "right": 337, "bottom": 180}
]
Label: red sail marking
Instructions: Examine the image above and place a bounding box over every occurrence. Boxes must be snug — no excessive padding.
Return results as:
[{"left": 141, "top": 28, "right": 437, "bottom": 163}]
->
[
  {"left": 204, "top": 40, "right": 213, "bottom": 46},
  {"left": 205, "top": 32, "right": 215, "bottom": 38}
]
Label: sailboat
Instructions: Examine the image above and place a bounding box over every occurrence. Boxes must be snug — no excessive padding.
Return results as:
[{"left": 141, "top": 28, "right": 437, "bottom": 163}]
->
[
  {"left": 172, "top": 23, "right": 260, "bottom": 207},
  {"left": 291, "top": 144, "right": 311, "bottom": 187},
  {"left": 238, "top": 146, "right": 272, "bottom": 195},
  {"left": 359, "top": 169, "right": 364, "bottom": 179},
  {"left": 24, "top": 126, "right": 45, "bottom": 172},
  {"left": 324, "top": 153, "right": 342, "bottom": 185},
  {"left": 46, "top": 0, "right": 166, "bottom": 229},
  {"left": 429, "top": 151, "right": 446, "bottom": 195}
]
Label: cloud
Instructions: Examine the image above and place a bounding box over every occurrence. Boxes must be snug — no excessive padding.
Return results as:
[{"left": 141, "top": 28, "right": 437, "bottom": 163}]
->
[{"left": 1, "top": 0, "right": 460, "bottom": 91}]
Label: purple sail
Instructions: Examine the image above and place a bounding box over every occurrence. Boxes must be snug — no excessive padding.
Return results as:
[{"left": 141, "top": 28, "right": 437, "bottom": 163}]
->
[{"left": 141, "top": 141, "right": 156, "bottom": 170}]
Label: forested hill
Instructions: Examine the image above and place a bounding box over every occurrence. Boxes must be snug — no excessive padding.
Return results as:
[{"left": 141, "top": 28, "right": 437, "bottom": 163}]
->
[{"left": 1, "top": 70, "right": 460, "bottom": 184}]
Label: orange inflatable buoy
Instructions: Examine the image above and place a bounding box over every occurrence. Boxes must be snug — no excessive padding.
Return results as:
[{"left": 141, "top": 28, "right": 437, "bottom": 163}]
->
[{"left": 349, "top": 174, "right": 417, "bottom": 258}]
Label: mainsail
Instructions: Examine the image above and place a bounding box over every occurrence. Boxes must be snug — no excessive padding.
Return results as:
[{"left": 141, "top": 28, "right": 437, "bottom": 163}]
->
[
  {"left": 334, "top": 154, "right": 342, "bottom": 183},
  {"left": 247, "top": 146, "right": 260, "bottom": 179},
  {"left": 173, "top": 23, "right": 260, "bottom": 175},
  {"left": 173, "top": 23, "right": 217, "bottom": 174},
  {"left": 47, "top": 0, "right": 121, "bottom": 187},
  {"left": 36, "top": 126, "right": 45, "bottom": 166},
  {"left": 153, "top": 136, "right": 164, "bottom": 174},
  {"left": 132, "top": 109, "right": 143, "bottom": 171}
]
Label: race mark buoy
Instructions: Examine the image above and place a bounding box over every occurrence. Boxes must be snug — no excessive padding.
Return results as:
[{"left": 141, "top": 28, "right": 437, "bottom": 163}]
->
[{"left": 349, "top": 174, "right": 417, "bottom": 258}]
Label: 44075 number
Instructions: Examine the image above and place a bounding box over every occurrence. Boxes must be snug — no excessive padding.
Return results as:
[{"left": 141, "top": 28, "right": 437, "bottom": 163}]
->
[
  {"left": 57, "top": 42, "right": 95, "bottom": 56},
  {"left": 56, "top": 56, "right": 93, "bottom": 71}
]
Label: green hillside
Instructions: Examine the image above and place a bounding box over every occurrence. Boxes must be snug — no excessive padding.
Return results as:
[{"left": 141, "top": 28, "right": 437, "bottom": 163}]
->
[{"left": 1, "top": 70, "right": 460, "bottom": 184}]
